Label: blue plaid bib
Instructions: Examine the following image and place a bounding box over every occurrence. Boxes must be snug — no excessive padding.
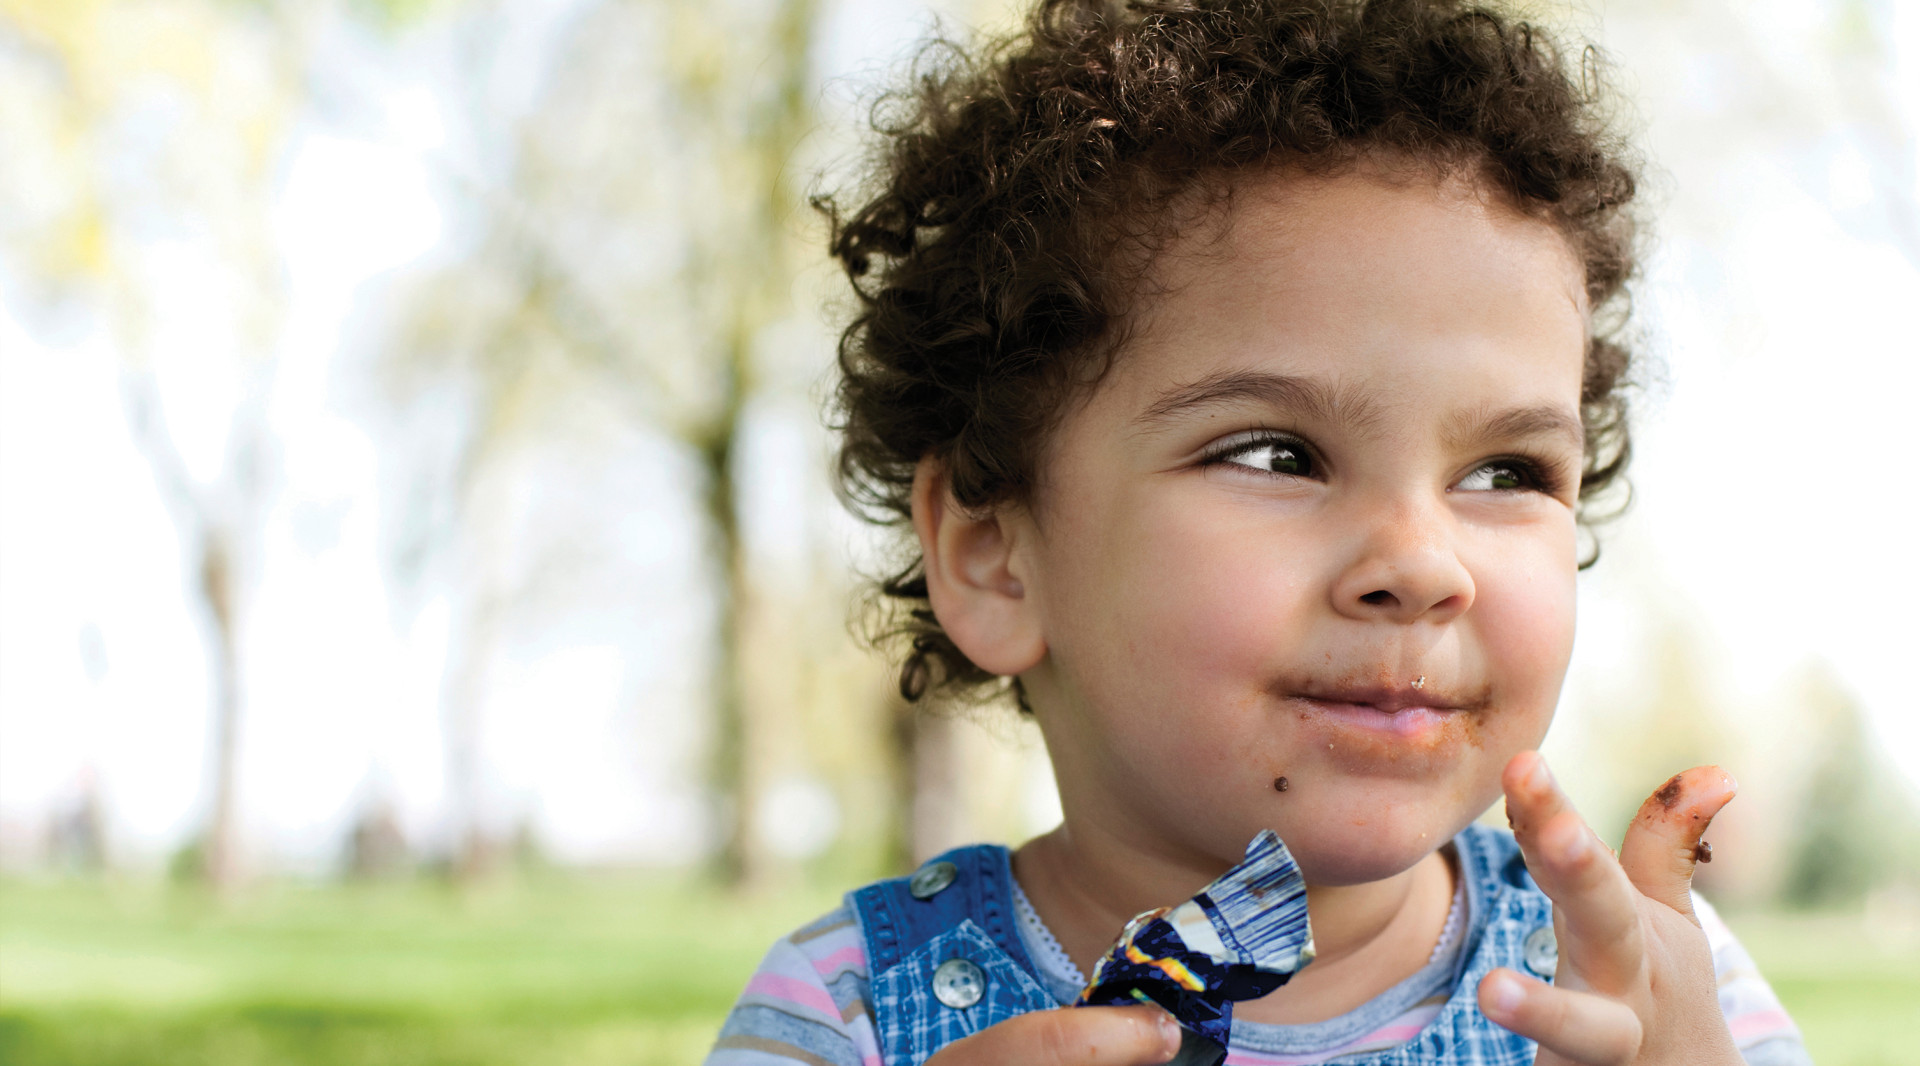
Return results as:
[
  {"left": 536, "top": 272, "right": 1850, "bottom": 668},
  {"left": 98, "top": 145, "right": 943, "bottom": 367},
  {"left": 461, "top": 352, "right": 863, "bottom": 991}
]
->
[{"left": 847, "top": 824, "right": 1553, "bottom": 1066}]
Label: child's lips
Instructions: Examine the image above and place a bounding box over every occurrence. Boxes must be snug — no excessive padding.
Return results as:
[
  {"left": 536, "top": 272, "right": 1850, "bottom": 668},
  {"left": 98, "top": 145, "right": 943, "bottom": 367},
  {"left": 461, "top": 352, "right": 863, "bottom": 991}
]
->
[
  {"left": 1279, "top": 682, "right": 1492, "bottom": 772},
  {"left": 1288, "top": 682, "right": 1481, "bottom": 715},
  {"left": 1300, "top": 700, "right": 1461, "bottom": 738}
]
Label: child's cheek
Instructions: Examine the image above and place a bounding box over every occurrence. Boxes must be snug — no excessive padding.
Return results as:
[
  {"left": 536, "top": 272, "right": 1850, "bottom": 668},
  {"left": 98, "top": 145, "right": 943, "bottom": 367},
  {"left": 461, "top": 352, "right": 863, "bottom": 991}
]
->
[
  {"left": 1036, "top": 490, "right": 1301, "bottom": 747},
  {"left": 1110, "top": 500, "right": 1312, "bottom": 687},
  {"left": 1466, "top": 525, "right": 1579, "bottom": 760},
  {"left": 1083, "top": 502, "right": 1316, "bottom": 786}
]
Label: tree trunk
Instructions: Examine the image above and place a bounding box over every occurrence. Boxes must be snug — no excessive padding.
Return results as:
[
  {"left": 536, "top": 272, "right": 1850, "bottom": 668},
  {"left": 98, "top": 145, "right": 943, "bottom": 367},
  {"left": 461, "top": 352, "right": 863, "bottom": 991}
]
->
[
  {"left": 688, "top": 0, "right": 820, "bottom": 890},
  {"left": 703, "top": 416, "right": 768, "bottom": 887},
  {"left": 911, "top": 712, "right": 966, "bottom": 865},
  {"left": 199, "top": 530, "right": 243, "bottom": 894},
  {"left": 883, "top": 692, "right": 967, "bottom": 872},
  {"left": 442, "top": 591, "right": 502, "bottom": 882}
]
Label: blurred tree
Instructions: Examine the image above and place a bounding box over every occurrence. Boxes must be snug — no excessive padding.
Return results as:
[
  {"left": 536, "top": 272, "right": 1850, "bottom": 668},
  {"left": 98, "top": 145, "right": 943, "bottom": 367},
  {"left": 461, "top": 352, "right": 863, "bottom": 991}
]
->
[
  {"left": 343, "top": 792, "right": 411, "bottom": 880},
  {"left": 123, "top": 380, "right": 274, "bottom": 893},
  {"left": 0, "top": 0, "right": 303, "bottom": 893},
  {"left": 1779, "top": 665, "right": 1920, "bottom": 908},
  {"left": 1590, "top": 613, "right": 1731, "bottom": 836},
  {"left": 880, "top": 694, "right": 965, "bottom": 871},
  {"left": 1606, "top": 0, "right": 1918, "bottom": 267},
  {"left": 379, "top": 0, "right": 822, "bottom": 886},
  {"left": 45, "top": 768, "right": 109, "bottom": 874}
]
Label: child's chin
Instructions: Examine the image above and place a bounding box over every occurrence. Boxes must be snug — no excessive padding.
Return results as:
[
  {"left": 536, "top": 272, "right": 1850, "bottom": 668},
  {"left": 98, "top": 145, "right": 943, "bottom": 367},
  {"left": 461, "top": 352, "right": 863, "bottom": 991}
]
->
[{"left": 1281, "top": 821, "right": 1460, "bottom": 887}]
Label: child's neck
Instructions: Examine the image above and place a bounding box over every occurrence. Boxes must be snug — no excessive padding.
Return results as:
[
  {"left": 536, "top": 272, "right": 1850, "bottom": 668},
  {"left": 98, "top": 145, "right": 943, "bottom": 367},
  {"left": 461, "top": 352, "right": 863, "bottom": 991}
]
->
[{"left": 1011, "top": 823, "right": 1458, "bottom": 1026}]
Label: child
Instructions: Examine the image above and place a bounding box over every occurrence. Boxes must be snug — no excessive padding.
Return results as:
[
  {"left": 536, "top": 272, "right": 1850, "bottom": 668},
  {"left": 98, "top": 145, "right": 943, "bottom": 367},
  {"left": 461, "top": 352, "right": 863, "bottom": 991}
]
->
[{"left": 710, "top": 0, "right": 1808, "bottom": 1063}]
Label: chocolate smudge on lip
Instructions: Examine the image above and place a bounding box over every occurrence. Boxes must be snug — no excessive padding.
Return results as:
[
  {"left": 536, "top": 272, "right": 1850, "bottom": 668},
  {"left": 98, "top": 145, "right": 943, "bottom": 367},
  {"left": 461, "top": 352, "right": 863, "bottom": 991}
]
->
[
  {"left": 1654, "top": 775, "right": 1684, "bottom": 810},
  {"left": 1268, "top": 672, "right": 1497, "bottom": 779},
  {"left": 1693, "top": 840, "right": 1712, "bottom": 863}
]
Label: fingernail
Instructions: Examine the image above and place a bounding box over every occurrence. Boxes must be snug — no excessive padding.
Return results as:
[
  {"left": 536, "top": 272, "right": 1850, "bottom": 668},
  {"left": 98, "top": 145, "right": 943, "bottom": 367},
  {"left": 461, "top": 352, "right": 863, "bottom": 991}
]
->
[
  {"left": 1155, "top": 1013, "right": 1184, "bottom": 1057},
  {"left": 1488, "top": 973, "right": 1525, "bottom": 1015},
  {"left": 1526, "top": 755, "right": 1553, "bottom": 794}
]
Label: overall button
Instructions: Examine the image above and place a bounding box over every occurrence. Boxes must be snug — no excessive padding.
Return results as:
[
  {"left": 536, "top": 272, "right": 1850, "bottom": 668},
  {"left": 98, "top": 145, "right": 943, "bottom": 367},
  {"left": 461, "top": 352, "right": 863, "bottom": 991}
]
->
[
  {"left": 1522, "top": 925, "right": 1558, "bottom": 977},
  {"left": 932, "top": 957, "right": 986, "bottom": 1009},
  {"left": 909, "top": 860, "right": 958, "bottom": 900}
]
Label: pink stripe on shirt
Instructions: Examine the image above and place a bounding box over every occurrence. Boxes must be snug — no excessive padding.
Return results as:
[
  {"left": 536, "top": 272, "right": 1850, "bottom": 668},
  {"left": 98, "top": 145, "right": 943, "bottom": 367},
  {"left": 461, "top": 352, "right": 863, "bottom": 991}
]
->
[
  {"left": 743, "top": 972, "right": 842, "bottom": 1020},
  {"left": 1224, "top": 1018, "right": 1436, "bottom": 1065},
  {"left": 811, "top": 943, "right": 866, "bottom": 978},
  {"left": 1728, "top": 1008, "right": 1797, "bottom": 1045}
]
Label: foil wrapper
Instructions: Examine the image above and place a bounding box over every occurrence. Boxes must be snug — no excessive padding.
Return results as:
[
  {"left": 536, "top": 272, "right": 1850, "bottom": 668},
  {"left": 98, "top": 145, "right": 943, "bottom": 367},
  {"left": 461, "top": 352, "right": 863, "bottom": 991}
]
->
[{"left": 1075, "top": 830, "right": 1315, "bottom": 1064}]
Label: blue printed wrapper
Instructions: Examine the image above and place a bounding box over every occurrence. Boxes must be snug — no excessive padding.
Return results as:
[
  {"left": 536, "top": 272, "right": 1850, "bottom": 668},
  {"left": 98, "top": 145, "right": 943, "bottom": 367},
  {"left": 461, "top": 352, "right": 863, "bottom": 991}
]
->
[{"left": 1074, "top": 830, "right": 1316, "bottom": 1054}]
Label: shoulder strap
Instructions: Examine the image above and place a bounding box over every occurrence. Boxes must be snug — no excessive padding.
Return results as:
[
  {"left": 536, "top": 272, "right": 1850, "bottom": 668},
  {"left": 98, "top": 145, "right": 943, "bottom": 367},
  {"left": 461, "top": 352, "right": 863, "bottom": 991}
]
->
[
  {"left": 849, "top": 843, "right": 1042, "bottom": 979},
  {"left": 1455, "top": 821, "right": 1539, "bottom": 894},
  {"left": 850, "top": 845, "right": 1059, "bottom": 1066}
]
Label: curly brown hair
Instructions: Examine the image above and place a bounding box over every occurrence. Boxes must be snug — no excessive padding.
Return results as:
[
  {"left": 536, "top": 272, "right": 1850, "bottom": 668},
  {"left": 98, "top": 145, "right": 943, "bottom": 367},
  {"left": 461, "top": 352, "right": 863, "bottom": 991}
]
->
[{"left": 819, "top": 0, "right": 1642, "bottom": 709}]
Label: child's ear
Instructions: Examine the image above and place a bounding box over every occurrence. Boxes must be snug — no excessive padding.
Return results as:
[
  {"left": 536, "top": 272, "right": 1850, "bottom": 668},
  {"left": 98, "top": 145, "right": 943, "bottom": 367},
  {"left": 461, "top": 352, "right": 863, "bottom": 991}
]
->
[{"left": 911, "top": 457, "right": 1046, "bottom": 678}]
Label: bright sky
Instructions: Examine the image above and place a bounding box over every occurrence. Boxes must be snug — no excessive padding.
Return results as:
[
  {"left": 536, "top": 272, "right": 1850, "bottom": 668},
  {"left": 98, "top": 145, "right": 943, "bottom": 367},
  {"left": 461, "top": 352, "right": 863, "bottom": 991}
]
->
[{"left": 0, "top": 0, "right": 1915, "bottom": 873}]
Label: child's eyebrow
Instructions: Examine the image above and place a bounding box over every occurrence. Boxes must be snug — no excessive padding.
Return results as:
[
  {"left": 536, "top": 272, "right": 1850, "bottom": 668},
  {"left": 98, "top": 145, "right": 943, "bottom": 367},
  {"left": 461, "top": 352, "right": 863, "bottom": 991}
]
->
[
  {"left": 1441, "top": 405, "right": 1586, "bottom": 453},
  {"left": 1130, "top": 370, "right": 1382, "bottom": 435},
  {"left": 1131, "top": 369, "right": 1585, "bottom": 453}
]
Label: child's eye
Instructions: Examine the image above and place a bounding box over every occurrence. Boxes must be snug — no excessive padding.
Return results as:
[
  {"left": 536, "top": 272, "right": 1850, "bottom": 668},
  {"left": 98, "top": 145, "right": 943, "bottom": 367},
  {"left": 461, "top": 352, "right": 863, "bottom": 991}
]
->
[
  {"left": 1202, "top": 433, "right": 1317, "bottom": 478},
  {"left": 1455, "top": 460, "right": 1543, "bottom": 493}
]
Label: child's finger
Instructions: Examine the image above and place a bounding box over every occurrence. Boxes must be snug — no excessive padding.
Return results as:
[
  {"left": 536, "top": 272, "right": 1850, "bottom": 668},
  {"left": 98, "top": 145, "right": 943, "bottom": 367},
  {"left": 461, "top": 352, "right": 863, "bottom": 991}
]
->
[
  {"left": 1617, "top": 766, "right": 1737, "bottom": 921},
  {"left": 1500, "top": 750, "right": 1572, "bottom": 838},
  {"left": 1477, "top": 967, "right": 1642, "bottom": 1065},
  {"left": 1501, "top": 753, "right": 1643, "bottom": 992},
  {"left": 924, "top": 1004, "right": 1184, "bottom": 1066}
]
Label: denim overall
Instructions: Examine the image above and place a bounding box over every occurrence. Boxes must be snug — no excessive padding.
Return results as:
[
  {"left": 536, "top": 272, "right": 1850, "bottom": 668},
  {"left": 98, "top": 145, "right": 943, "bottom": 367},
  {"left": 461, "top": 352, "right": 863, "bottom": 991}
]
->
[{"left": 847, "top": 824, "right": 1555, "bottom": 1066}]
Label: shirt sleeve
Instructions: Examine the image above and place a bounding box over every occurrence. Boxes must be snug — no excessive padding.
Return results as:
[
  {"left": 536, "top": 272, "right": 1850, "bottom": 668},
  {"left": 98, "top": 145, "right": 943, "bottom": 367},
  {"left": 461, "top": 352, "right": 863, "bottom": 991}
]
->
[
  {"left": 705, "top": 906, "right": 882, "bottom": 1066},
  {"left": 1693, "top": 892, "right": 1813, "bottom": 1066}
]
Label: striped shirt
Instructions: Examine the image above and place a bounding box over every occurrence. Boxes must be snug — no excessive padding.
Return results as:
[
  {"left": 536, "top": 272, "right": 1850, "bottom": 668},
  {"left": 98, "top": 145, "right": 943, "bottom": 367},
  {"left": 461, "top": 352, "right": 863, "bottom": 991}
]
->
[{"left": 706, "top": 854, "right": 1808, "bottom": 1066}]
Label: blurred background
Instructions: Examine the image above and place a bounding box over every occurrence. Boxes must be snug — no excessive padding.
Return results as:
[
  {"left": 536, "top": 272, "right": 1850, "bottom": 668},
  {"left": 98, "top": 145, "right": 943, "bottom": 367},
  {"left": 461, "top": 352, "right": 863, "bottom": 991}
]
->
[{"left": 0, "top": 0, "right": 1915, "bottom": 1063}]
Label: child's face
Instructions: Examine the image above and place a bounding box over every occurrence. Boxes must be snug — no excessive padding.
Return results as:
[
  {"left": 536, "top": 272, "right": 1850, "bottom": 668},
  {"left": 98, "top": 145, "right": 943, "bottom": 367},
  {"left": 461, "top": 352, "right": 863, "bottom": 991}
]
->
[{"left": 1013, "top": 166, "right": 1588, "bottom": 886}]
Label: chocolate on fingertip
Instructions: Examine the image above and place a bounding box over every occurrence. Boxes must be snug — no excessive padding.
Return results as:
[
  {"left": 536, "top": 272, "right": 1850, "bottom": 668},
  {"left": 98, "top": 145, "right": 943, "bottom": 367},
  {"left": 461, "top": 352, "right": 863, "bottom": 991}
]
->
[{"left": 1653, "top": 775, "right": 1684, "bottom": 810}]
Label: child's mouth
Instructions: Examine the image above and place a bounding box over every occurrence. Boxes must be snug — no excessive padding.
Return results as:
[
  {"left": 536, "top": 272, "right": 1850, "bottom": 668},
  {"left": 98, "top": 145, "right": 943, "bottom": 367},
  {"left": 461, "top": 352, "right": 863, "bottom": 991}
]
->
[
  {"left": 1280, "top": 681, "right": 1490, "bottom": 772},
  {"left": 1305, "top": 701, "right": 1461, "bottom": 738},
  {"left": 1285, "top": 680, "right": 1482, "bottom": 718}
]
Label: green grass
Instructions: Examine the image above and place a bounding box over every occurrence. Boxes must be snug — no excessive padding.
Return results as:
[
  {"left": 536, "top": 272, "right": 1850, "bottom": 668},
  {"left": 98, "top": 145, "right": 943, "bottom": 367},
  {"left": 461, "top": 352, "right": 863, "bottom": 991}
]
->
[
  {"left": 1718, "top": 909, "right": 1920, "bottom": 1066},
  {"left": 0, "top": 875, "right": 839, "bottom": 1066},
  {"left": 1, "top": 878, "right": 1913, "bottom": 1064}
]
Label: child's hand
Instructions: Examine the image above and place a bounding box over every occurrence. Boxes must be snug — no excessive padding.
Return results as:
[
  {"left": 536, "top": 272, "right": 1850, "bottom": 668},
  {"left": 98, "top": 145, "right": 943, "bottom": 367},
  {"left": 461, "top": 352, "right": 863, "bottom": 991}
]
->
[
  {"left": 1479, "top": 752, "right": 1744, "bottom": 1066},
  {"left": 923, "top": 1004, "right": 1184, "bottom": 1066}
]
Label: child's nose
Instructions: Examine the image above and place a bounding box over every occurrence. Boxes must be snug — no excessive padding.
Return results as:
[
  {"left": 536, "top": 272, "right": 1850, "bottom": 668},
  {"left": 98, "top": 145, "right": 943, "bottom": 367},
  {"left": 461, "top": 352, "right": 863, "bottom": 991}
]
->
[{"left": 1329, "top": 505, "right": 1475, "bottom": 624}]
